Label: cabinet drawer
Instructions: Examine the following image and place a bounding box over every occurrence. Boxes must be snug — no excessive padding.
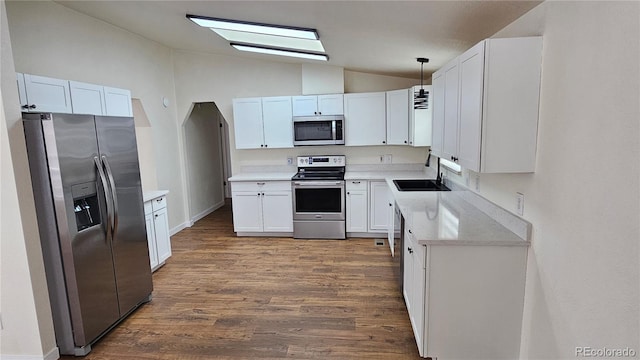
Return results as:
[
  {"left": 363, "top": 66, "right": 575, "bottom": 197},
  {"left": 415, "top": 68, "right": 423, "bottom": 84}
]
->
[
  {"left": 151, "top": 196, "right": 167, "bottom": 211},
  {"left": 231, "top": 181, "right": 291, "bottom": 192},
  {"left": 346, "top": 180, "right": 368, "bottom": 191},
  {"left": 144, "top": 200, "right": 153, "bottom": 215}
]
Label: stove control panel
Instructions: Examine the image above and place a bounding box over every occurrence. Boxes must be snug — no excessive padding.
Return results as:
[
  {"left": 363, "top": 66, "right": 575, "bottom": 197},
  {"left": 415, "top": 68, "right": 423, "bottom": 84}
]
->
[{"left": 297, "top": 155, "right": 345, "bottom": 167}]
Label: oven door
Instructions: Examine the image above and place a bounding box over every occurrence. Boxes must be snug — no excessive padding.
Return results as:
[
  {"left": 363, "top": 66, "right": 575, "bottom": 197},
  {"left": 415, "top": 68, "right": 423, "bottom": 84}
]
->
[{"left": 292, "top": 181, "right": 345, "bottom": 221}]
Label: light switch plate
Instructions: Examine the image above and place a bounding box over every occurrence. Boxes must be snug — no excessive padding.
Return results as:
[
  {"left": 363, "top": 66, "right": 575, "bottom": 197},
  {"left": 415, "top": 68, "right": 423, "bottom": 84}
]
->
[{"left": 516, "top": 192, "right": 525, "bottom": 216}]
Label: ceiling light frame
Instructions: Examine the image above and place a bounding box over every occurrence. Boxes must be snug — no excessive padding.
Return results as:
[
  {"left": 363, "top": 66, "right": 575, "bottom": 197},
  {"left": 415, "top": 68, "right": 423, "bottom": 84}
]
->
[
  {"left": 186, "top": 14, "right": 319, "bottom": 40},
  {"left": 230, "top": 43, "right": 328, "bottom": 61}
]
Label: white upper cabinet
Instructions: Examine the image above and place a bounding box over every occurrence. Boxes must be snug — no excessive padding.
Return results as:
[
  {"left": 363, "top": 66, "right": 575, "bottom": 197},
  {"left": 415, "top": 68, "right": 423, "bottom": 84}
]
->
[
  {"left": 442, "top": 58, "right": 460, "bottom": 162},
  {"left": 410, "top": 85, "right": 432, "bottom": 147},
  {"left": 233, "top": 96, "right": 295, "bottom": 149},
  {"left": 292, "top": 94, "right": 343, "bottom": 116},
  {"left": 22, "top": 74, "right": 72, "bottom": 113},
  {"left": 261, "top": 96, "right": 293, "bottom": 149},
  {"left": 16, "top": 73, "right": 28, "bottom": 109},
  {"left": 385, "top": 89, "right": 410, "bottom": 145},
  {"left": 344, "top": 92, "right": 386, "bottom": 146},
  {"left": 70, "top": 80, "right": 106, "bottom": 115},
  {"left": 431, "top": 73, "right": 445, "bottom": 157},
  {"left": 430, "top": 36, "right": 542, "bottom": 173},
  {"left": 233, "top": 97, "right": 264, "bottom": 149},
  {"left": 104, "top": 86, "right": 133, "bottom": 117}
]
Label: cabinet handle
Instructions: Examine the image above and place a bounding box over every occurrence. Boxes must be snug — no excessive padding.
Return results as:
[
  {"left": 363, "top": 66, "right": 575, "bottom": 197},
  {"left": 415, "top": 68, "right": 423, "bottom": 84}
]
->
[
  {"left": 352, "top": 181, "right": 361, "bottom": 184},
  {"left": 261, "top": 192, "right": 265, "bottom": 196},
  {"left": 258, "top": 193, "right": 261, "bottom": 196},
  {"left": 408, "top": 229, "right": 413, "bottom": 234},
  {"left": 261, "top": 144, "right": 264, "bottom": 148},
  {"left": 408, "top": 247, "right": 413, "bottom": 254},
  {"left": 257, "top": 182, "right": 265, "bottom": 185},
  {"left": 389, "top": 203, "right": 392, "bottom": 207},
  {"left": 382, "top": 140, "right": 386, "bottom": 144},
  {"left": 347, "top": 191, "right": 350, "bottom": 195},
  {"left": 265, "top": 144, "right": 268, "bottom": 148},
  {"left": 156, "top": 198, "right": 162, "bottom": 202},
  {"left": 155, "top": 214, "right": 159, "bottom": 218},
  {"left": 29, "top": 104, "right": 36, "bottom": 109},
  {"left": 404, "top": 140, "right": 407, "bottom": 144},
  {"left": 21, "top": 104, "right": 29, "bottom": 109}
]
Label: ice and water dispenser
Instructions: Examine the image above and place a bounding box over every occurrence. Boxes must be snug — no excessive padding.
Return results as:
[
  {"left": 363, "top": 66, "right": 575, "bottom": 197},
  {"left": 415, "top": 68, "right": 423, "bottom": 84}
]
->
[{"left": 71, "top": 182, "right": 101, "bottom": 231}]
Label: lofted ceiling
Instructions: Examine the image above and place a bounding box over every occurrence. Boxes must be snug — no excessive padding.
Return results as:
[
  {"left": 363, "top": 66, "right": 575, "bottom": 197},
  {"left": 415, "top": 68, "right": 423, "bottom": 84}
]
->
[{"left": 54, "top": 0, "right": 542, "bottom": 79}]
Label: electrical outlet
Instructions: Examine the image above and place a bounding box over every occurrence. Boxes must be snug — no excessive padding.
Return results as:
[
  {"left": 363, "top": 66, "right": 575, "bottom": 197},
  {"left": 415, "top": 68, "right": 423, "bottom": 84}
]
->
[
  {"left": 474, "top": 174, "right": 480, "bottom": 191},
  {"left": 516, "top": 192, "right": 525, "bottom": 216},
  {"left": 287, "top": 157, "right": 293, "bottom": 165}
]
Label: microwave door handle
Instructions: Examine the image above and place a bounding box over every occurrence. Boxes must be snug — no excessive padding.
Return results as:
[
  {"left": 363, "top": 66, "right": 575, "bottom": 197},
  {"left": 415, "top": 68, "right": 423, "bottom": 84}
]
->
[{"left": 331, "top": 121, "right": 336, "bottom": 141}]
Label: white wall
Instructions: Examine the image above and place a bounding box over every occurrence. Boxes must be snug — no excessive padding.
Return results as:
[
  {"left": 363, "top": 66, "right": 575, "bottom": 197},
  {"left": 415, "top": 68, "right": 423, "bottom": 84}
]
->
[
  {"left": 184, "top": 102, "right": 225, "bottom": 221},
  {"left": 345, "top": 70, "right": 420, "bottom": 93},
  {"left": 0, "top": 1, "right": 57, "bottom": 358},
  {"left": 443, "top": 2, "right": 639, "bottom": 358},
  {"left": 5, "top": 0, "right": 186, "bottom": 231}
]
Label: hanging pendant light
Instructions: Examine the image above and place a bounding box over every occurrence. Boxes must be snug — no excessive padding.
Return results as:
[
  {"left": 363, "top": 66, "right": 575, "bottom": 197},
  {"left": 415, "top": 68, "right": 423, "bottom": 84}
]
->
[{"left": 416, "top": 57, "right": 429, "bottom": 99}]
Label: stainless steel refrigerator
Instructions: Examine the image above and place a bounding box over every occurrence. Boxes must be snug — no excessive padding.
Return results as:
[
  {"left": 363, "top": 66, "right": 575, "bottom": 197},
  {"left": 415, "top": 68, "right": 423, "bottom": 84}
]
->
[{"left": 23, "top": 112, "right": 153, "bottom": 356}]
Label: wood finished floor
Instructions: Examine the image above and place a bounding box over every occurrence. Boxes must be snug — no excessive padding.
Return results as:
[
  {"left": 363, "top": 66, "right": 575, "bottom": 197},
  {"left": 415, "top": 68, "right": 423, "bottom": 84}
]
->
[{"left": 62, "top": 202, "right": 420, "bottom": 359}]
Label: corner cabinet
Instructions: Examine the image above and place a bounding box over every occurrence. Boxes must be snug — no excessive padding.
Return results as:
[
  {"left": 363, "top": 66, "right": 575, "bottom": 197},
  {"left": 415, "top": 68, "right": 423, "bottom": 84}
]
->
[
  {"left": 233, "top": 96, "right": 293, "bottom": 149},
  {"left": 18, "top": 73, "right": 72, "bottom": 113},
  {"left": 144, "top": 193, "right": 172, "bottom": 272},
  {"left": 231, "top": 181, "right": 293, "bottom": 235},
  {"left": 432, "top": 36, "right": 542, "bottom": 173}
]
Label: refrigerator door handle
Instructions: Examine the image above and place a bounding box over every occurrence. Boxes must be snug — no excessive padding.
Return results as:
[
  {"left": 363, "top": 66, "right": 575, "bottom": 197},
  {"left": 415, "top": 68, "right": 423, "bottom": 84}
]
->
[
  {"left": 94, "top": 156, "right": 113, "bottom": 240},
  {"left": 101, "top": 155, "right": 119, "bottom": 239}
]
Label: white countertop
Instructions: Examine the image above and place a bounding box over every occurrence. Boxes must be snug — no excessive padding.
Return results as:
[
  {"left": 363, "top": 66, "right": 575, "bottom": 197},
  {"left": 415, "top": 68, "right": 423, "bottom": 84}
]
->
[
  {"left": 345, "top": 170, "right": 434, "bottom": 181},
  {"left": 228, "top": 172, "right": 296, "bottom": 182},
  {"left": 143, "top": 190, "right": 169, "bottom": 202},
  {"left": 386, "top": 179, "right": 528, "bottom": 246}
]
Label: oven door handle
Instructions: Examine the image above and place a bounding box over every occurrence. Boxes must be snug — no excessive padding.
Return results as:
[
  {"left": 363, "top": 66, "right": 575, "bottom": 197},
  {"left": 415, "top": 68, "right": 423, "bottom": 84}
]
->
[{"left": 293, "top": 181, "right": 343, "bottom": 186}]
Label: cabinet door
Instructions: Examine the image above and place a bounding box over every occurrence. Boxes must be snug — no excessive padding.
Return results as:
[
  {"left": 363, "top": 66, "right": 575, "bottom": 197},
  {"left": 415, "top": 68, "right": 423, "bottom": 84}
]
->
[
  {"left": 369, "top": 181, "right": 391, "bottom": 232},
  {"left": 16, "top": 73, "right": 28, "bottom": 109},
  {"left": 346, "top": 190, "right": 368, "bottom": 232},
  {"left": 386, "top": 89, "right": 410, "bottom": 145},
  {"left": 291, "top": 95, "right": 318, "bottom": 116},
  {"left": 442, "top": 59, "right": 460, "bottom": 162},
  {"left": 262, "top": 191, "right": 293, "bottom": 232},
  {"left": 233, "top": 98, "right": 264, "bottom": 149},
  {"left": 344, "top": 92, "right": 387, "bottom": 146},
  {"left": 411, "top": 245, "right": 426, "bottom": 356},
  {"left": 70, "top": 81, "right": 106, "bottom": 115},
  {"left": 153, "top": 207, "right": 172, "bottom": 264},
  {"left": 457, "top": 41, "right": 485, "bottom": 172},
  {"left": 145, "top": 213, "right": 159, "bottom": 270},
  {"left": 23, "top": 74, "right": 72, "bottom": 113},
  {"left": 104, "top": 86, "right": 132, "bottom": 117},
  {"left": 231, "top": 192, "right": 263, "bottom": 232},
  {"left": 403, "top": 230, "right": 414, "bottom": 309},
  {"left": 431, "top": 72, "right": 445, "bottom": 157},
  {"left": 262, "top": 96, "right": 293, "bottom": 149},
  {"left": 317, "top": 94, "right": 344, "bottom": 115}
]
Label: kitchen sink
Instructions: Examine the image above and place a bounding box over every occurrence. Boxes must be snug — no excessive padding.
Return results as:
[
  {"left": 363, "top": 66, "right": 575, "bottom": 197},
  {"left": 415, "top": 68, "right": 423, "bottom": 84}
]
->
[{"left": 393, "top": 179, "right": 451, "bottom": 192}]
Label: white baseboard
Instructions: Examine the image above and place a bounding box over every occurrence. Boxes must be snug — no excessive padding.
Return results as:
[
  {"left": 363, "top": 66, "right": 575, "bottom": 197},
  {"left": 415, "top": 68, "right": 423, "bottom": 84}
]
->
[
  {"left": 190, "top": 201, "right": 225, "bottom": 225},
  {"left": 2, "top": 347, "right": 60, "bottom": 360},
  {"left": 169, "top": 221, "right": 190, "bottom": 236}
]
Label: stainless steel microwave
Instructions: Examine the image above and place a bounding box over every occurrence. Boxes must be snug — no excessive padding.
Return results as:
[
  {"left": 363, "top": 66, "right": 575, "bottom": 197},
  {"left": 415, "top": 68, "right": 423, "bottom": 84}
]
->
[{"left": 293, "top": 115, "right": 345, "bottom": 146}]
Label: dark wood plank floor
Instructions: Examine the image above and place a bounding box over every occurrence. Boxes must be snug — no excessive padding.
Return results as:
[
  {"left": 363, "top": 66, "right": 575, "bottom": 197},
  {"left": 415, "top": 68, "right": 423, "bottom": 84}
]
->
[{"left": 62, "top": 202, "right": 420, "bottom": 359}]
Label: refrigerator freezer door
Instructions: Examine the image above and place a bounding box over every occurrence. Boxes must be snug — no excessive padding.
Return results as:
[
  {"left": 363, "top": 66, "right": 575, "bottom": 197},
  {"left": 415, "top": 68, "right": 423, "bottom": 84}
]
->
[
  {"left": 95, "top": 116, "right": 153, "bottom": 314},
  {"left": 45, "top": 113, "right": 121, "bottom": 346}
]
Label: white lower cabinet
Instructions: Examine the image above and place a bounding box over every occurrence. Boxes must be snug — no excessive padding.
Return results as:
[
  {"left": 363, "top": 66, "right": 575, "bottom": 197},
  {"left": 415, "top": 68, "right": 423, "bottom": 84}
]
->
[
  {"left": 231, "top": 181, "right": 293, "bottom": 234},
  {"left": 368, "top": 181, "right": 391, "bottom": 232},
  {"left": 345, "top": 180, "right": 368, "bottom": 232},
  {"left": 402, "top": 227, "right": 528, "bottom": 359},
  {"left": 144, "top": 194, "right": 172, "bottom": 272}
]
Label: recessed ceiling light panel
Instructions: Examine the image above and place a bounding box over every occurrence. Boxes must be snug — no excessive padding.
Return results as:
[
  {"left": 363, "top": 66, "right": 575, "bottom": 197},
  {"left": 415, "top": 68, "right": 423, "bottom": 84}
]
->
[
  {"left": 187, "top": 14, "right": 319, "bottom": 40},
  {"left": 211, "top": 28, "right": 325, "bottom": 52},
  {"left": 230, "top": 43, "right": 328, "bottom": 61}
]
